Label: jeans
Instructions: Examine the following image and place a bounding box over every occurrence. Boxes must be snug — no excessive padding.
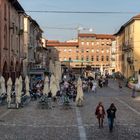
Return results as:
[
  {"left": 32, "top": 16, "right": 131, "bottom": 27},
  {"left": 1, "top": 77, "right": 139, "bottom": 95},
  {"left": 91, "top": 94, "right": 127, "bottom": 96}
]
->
[{"left": 108, "top": 118, "right": 114, "bottom": 132}]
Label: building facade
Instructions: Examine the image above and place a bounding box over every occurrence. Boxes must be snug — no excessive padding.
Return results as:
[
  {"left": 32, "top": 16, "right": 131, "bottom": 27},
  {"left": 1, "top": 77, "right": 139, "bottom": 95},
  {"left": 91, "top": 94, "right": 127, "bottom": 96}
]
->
[
  {"left": 0, "top": 0, "right": 24, "bottom": 82},
  {"left": 23, "top": 16, "right": 47, "bottom": 81},
  {"left": 78, "top": 33, "right": 115, "bottom": 73},
  {"left": 46, "top": 40, "right": 78, "bottom": 68},
  {"left": 115, "top": 14, "right": 140, "bottom": 78},
  {"left": 46, "top": 33, "right": 115, "bottom": 74},
  {"left": 110, "top": 40, "right": 117, "bottom": 73}
]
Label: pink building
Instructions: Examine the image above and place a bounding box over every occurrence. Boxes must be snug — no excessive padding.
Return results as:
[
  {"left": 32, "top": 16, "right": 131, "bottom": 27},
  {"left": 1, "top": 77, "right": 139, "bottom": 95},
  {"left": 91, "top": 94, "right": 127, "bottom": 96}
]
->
[{"left": 0, "top": 0, "right": 24, "bottom": 82}]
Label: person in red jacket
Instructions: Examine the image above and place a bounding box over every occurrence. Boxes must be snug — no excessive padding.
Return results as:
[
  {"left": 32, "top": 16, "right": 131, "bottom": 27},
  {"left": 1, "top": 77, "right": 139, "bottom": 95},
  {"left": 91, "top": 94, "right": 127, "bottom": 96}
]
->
[{"left": 95, "top": 102, "right": 105, "bottom": 128}]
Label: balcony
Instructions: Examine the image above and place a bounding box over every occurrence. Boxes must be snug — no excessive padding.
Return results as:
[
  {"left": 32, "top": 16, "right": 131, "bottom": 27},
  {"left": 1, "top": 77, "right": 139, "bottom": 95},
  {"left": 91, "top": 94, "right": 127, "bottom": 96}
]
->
[
  {"left": 127, "top": 57, "right": 133, "bottom": 64},
  {"left": 111, "top": 58, "right": 115, "bottom": 61},
  {"left": 111, "top": 52, "right": 116, "bottom": 55},
  {"left": 122, "top": 44, "right": 133, "bottom": 51}
]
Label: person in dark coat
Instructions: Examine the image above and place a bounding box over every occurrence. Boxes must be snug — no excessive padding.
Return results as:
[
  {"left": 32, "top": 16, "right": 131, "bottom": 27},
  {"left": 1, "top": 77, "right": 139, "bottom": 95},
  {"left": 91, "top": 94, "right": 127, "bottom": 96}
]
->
[
  {"left": 131, "top": 86, "right": 136, "bottom": 98},
  {"left": 95, "top": 102, "right": 105, "bottom": 128},
  {"left": 107, "top": 103, "right": 117, "bottom": 132}
]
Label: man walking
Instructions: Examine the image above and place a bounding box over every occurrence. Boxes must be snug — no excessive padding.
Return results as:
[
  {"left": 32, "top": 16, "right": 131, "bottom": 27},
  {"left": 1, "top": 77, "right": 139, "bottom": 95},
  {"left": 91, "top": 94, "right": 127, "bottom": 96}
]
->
[
  {"left": 107, "top": 103, "right": 117, "bottom": 132},
  {"left": 131, "top": 86, "right": 136, "bottom": 98}
]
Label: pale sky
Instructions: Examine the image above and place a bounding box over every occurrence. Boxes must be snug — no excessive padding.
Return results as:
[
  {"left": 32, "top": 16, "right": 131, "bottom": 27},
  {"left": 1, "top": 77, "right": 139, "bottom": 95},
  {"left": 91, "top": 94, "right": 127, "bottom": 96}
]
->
[{"left": 20, "top": 0, "right": 140, "bottom": 41}]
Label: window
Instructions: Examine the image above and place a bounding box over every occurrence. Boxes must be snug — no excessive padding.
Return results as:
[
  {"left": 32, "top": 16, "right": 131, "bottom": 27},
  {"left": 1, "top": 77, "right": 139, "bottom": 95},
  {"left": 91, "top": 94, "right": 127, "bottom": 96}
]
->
[
  {"left": 4, "top": 4, "right": 7, "bottom": 20},
  {"left": 76, "top": 56, "right": 79, "bottom": 60},
  {"left": 106, "top": 56, "right": 109, "bottom": 61},
  {"left": 81, "top": 56, "right": 84, "bottom": 61},
  {"left": 91, "top": 56, "right": 94, "bottom": 61},
  {"left": 106, "top": 49, "right": 109, "bottom": 53},
  {"left": 69, "top": 57, "right": 72, "bottom": 61},
  {"left": 101, "top": 42, "right": 104, "bottom": 45},
  {"left": 64, "top": 57, "right": 67, "bottom": 61},
  {"left": 4, "top": 25, "right": 7, "bottom": 49},
  {"left": 64, "top": 49, "right": 67, "bottom": 52},
  {"left": 96, "top": 42, "right": 99, "bottom": 45},
  {"left": 91, "top": 49, "right": 94, "bottom": 52},
  {"left": 101, "top": 49, "right": 104, "bottom": 53},
  {"left": 96, "top": 49, "right": 99, "bottom": 53},
  {"left": 76, "top": 49, "right": 79, "bottom": 53},
  {"left": 96, "top": 56, "right": 99, "bottom": 61},
  {"left": 81, "top": 42, "right": 84, "bottom": 45},
  {"left": 81, "top": 49, "right": 84, "bottom": 53},
  {"left": 87, "top": 42, "right": 89, "bottom": 45},
  {"left": 86, "top": 56, "right": 89, "bottom": 61},
  {"left": 101, "top": 56, "right": 104, "bottom": 61},
  {"left": 92, "top": 42, "right": 94, "bottom": 46},
  {"left": 86, "top": 49, "right": 89, "bottom": 53},
  {"left": 107, "top": 42, "right": 109, "bottom": 45},
  {"left": 11, "top": 35, "right": 13, "bottom": 51},
  {"left": 69, "top": 49, "right": 72, "bottom": 52}
]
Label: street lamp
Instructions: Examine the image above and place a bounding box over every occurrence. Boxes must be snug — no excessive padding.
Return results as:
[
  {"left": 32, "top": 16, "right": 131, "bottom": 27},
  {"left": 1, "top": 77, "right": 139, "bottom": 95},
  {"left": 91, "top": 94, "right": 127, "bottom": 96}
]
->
[
  {"left": 81, "top": 62, "right": 84, "bottom": 74},
  {"left": 69, "top": 57, "right": 72, "bottom": 69}
]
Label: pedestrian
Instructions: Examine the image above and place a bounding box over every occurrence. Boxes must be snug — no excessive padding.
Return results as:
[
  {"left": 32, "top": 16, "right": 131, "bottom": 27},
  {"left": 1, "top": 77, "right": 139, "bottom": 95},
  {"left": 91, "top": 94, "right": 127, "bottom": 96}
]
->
[
  {"left": 107, "top": 103, "right": 117, "bottom": 132},
  {"left": 131, "top": 86, "right": 136, "bottom": 98},
  {"left": 95, "top": 102, "right": 105, "bottom": 128},
  {"left": 98, "top": 78, "right": 103, "bottom": 88},
  {"left": 118, "top": 81, "right": 122, "bottom": 91},
  {"left": 89, "top": 80, "right": 93, "bottom": 93},
  {"left": 105, "top": 77, "right": 108, "bottom": 87},
  {"left": 92, "top": 80, "right": 97, "bottom": 93}
]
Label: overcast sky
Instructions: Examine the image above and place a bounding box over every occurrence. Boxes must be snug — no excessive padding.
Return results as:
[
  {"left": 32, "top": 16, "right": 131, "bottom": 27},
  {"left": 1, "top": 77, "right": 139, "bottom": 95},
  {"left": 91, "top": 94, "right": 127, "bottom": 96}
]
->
[{"left": 20, "top": 0, "right": 140, "bottom": 41}]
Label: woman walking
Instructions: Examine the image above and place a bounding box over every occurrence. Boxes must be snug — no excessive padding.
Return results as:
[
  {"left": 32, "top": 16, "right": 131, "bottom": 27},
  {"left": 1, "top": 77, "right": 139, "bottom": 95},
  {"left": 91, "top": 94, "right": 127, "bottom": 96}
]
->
[{"left": 95, "top": 102, "right": 105, "bottom": 128}]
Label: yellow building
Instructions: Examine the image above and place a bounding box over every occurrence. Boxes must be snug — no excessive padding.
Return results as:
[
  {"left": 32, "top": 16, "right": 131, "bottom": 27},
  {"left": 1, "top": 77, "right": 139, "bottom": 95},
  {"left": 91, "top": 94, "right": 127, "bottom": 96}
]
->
[{"left": 115, "top": 14, "right": 140, "bottom": 78}]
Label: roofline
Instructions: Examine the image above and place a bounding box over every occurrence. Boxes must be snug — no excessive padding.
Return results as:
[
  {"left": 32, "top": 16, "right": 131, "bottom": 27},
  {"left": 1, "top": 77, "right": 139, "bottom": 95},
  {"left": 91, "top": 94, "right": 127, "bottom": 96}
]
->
[
  {"left": 9, "top": 0, "right": 25, "bottom": 13},
  {"left": 114, "top": 14, "right": 140, "bottom": 35},
  {"left": 78, "top": 33, "right": 115, "bottom": 39},
  {"left": 46, "top": 40, "right": 78, "bottom": 47}
]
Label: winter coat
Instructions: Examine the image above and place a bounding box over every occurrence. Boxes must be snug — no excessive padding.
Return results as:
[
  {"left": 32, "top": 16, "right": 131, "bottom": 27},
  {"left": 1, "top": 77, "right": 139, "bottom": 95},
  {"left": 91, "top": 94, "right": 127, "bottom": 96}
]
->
[
  {"left": 107, "top": 107, "right": 117, "bottom": 119},
  {"left": 95, "top": 105, "right": 105, "bottom": 119}
]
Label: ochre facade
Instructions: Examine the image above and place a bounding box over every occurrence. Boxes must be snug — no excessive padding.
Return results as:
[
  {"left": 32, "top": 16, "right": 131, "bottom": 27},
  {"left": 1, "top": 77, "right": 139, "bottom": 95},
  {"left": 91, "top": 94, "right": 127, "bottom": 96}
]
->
[{"left": 46, "top": 33, "right": 115, "bottom": 73}]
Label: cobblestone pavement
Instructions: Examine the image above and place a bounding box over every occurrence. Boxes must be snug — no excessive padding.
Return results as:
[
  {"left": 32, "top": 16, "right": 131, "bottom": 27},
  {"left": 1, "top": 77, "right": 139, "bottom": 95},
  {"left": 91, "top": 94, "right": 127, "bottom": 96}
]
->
[{"left": 0, "top": 79, "right": 140, "bottom": 140}]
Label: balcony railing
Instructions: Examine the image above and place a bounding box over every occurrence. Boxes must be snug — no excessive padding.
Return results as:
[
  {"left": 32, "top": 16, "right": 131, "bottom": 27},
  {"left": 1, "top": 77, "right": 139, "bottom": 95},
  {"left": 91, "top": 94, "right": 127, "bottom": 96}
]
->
[
  {"left": 111, "top": 52, "right": 116, "bottom": 55},
  {"left": 127, "top": 57, "right": 133, "bottom": 64},
  {"left": 111, "top": 58, "right": 115, "bottom": 61},
  {"left": 122, "top": 44, "right": 133, "bottom": 51}
]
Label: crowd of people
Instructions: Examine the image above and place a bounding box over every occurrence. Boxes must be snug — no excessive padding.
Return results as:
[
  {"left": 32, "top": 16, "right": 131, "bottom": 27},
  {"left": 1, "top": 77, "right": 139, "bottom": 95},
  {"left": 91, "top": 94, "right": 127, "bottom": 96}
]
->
[{"left": 0, "top": 69, "right": 119, "bottom": 133}]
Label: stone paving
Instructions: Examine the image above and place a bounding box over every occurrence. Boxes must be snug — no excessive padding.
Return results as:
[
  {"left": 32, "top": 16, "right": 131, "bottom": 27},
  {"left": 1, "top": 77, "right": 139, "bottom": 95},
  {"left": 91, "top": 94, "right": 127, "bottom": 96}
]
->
[{"left": 0, "top": 79, "right": 140, "bottom": 140}]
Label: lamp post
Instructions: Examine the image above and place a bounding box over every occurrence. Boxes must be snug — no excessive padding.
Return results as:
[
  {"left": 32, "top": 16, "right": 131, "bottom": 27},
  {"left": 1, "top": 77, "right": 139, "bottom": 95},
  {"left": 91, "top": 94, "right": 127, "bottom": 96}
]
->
[
  {"left": 81, "top": 62, "right": 84, "bottom": 74},
  {"left": 69, "top": 57, "right": 71, "bottom": 70}
]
